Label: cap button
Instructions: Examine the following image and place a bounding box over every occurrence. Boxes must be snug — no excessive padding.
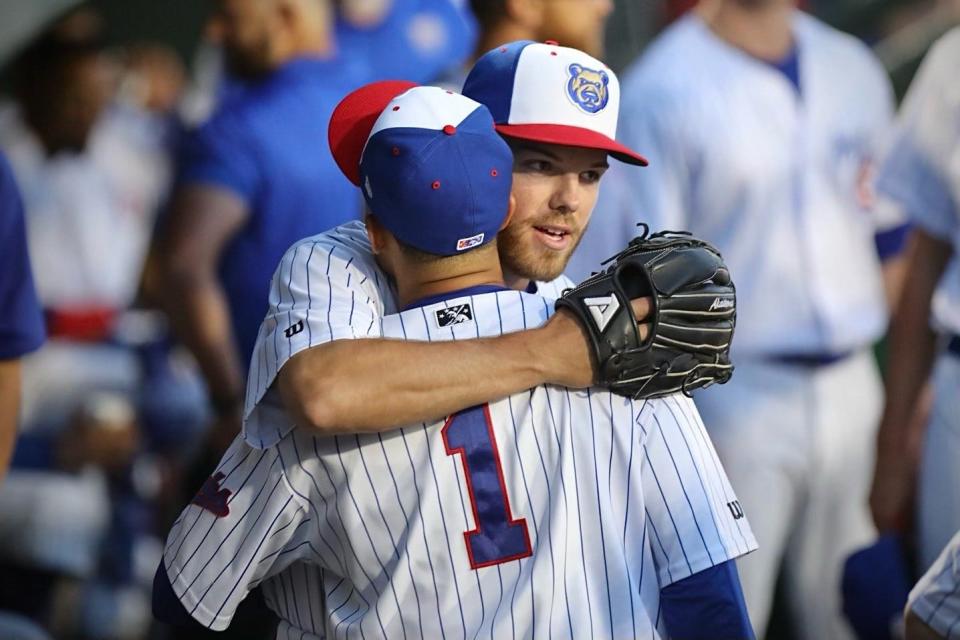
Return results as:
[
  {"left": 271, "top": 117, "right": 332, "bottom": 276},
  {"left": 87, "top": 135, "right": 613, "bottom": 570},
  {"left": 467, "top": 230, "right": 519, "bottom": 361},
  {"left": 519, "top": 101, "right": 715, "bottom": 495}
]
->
[
  {"left": 442, "top": 125, "right": 456, "bottom": 136},
  {"left": 544, "top": 40, "right": 559, "bottom": 45}
]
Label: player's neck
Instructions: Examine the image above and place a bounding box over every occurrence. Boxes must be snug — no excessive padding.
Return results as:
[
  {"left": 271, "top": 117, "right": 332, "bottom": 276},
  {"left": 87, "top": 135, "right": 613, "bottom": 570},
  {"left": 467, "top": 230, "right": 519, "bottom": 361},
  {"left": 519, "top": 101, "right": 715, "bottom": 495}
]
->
[
  {"left": 473, "top": 23, "right": 536, "bottom": 65},
  {"left": 698, "top": 1, "right": 795, "bottom": 61},
  {"left": 273, "top": 3, "right": 337, "bottom": 67},
  {"left": 502, "top": 270, "right": 532, "bottom": 293},
  {"left": 396, "top": 264, "right": 506, "bottom": 310}
]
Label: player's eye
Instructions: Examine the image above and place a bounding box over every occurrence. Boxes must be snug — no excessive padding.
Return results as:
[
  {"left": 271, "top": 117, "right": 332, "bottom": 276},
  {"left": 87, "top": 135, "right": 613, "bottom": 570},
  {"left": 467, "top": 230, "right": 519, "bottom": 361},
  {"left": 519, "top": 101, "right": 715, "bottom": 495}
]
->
[
  {"left": 522, "top": 159, "right": 552, "bottom": 173},
  {"left": 580, "top": 169, "right": 604, "bottom": 184}
]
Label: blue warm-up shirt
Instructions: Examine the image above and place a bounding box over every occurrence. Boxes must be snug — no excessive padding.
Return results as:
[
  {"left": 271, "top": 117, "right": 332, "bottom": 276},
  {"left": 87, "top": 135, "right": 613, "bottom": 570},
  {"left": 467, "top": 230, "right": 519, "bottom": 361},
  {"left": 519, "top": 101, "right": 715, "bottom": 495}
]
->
[
  {"left": 0, "top": 151, "right": 44, "bottom": 359},
  {"left": 178, "top": 57, "right": 364, "bottom": 364}
]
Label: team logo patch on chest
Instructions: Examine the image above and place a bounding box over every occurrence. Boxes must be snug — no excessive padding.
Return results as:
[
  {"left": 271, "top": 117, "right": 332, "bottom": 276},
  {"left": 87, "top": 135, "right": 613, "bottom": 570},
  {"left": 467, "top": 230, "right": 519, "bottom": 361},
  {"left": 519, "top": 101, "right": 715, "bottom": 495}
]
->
[
  {"left": 566, "top": 63, "right": 609, "bottom": 114},
  {"left": 436, "top": 303, "right": 473, "bottom": 328}
]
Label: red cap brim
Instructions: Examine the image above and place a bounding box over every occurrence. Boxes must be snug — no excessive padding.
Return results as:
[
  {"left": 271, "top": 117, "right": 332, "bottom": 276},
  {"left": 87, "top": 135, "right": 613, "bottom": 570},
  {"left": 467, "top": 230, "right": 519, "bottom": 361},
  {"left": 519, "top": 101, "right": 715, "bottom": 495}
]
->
[
  {"left": 495, "top": 123, "right": 649, "bottom": 167},
  {"left": 328, "top": 80, "right": 419, "bottom": 186}
]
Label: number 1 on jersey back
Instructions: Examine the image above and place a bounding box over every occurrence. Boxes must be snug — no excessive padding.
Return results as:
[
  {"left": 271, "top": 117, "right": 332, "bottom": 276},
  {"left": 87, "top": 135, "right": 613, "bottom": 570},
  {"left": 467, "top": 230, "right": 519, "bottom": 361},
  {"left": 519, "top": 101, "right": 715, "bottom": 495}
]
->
[{"left": 442, "top": 405, "right": 532, "bottom": 569}]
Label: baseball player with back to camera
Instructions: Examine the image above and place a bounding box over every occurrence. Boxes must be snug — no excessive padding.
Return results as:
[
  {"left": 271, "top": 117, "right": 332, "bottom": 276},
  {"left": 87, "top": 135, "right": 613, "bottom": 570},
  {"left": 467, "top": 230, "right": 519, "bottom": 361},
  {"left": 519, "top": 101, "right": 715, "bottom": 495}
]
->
[
  {"left": 153, "top": 82, "right": 758, "bottom": 639},
  {"left": 572, "top": 1, "right": 911, "bottom": 638},
  {"left": 866, "top": 26, "right": 960, "bottom": 640}
]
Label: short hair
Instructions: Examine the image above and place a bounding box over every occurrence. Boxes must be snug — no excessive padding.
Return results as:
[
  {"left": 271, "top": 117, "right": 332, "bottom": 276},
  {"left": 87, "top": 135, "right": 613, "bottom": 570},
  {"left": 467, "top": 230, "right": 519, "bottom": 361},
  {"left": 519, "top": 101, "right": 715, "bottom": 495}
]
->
[{"left": 469, "top": 0, "right": 508, "bottom": 32}]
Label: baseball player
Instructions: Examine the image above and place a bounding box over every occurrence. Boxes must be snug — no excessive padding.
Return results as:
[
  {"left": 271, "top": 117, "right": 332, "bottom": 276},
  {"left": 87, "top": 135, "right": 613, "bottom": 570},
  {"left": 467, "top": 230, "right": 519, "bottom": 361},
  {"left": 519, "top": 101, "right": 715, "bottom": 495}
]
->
[
  {"left": 155, "top": 84, "right": 757, "bottom": 639},
  {"left": 573, "top": 2, "right": 910, "bottom": 639},
  {"left": 905, "top": 530, "right": 960, "bottom": 640},
  {"left": 870, "top": 27, "right": 960, "bottom": 572},
  {"left": 242, "top": 40, "right": 654, "bottom": 446}
]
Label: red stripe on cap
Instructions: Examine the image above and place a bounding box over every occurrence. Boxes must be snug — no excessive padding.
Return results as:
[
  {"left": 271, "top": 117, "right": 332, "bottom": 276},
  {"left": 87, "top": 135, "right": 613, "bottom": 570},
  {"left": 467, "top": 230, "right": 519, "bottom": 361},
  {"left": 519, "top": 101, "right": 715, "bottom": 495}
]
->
[
  {"left": 495, "top": 123, "right": 649, "bottom": 166},
  {"left": 328, "top": 80, "right": 418, "bottom": 186}
]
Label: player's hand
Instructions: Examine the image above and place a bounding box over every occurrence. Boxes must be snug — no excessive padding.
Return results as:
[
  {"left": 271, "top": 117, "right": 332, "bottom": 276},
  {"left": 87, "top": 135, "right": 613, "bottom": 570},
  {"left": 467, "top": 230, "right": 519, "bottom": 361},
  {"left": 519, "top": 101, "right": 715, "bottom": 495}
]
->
[{"left": 539, "top": 297, "right": 652, "bottom": 388}]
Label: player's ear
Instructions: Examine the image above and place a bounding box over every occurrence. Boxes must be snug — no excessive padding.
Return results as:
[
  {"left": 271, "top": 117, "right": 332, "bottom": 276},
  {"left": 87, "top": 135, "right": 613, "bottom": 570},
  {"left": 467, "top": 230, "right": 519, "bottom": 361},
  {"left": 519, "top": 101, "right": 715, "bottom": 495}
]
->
[
  {"left": 365, "top": 213, "right": 386, "bottom": 254},
  {"left": 499, "top": 194, "right": 516, "bottom": 231}
]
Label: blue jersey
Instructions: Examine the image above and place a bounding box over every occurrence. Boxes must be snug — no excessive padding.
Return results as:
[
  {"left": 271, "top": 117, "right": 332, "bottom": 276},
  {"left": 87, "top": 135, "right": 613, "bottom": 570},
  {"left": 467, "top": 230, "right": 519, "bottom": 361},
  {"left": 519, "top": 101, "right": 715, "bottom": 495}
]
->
[
  {"left": 336, "top": 0, "right": 476, "bottom": 83},
  {"left": 178, "top": 57, "right": 364, "bottom": 363},
  {"left": 0, "top": 151, "right": 44, "bottom": 359}
]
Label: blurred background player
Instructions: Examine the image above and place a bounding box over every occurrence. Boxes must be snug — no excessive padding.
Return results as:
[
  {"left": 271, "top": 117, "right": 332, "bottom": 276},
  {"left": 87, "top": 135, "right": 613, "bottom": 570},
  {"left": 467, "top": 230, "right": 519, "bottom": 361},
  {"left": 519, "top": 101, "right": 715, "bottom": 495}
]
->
[
  {"left": 0, "top": 151, "right": 44, "bottom": 482},
  {"left": 470, "top": 0, "right": 613, "bottom": 60},
  {"left": 435, "top": 0, "right": 614, "bottom": 88},
  {"left": 153, "top": 0, "right": 365, "bottom": 455},
  {"left": 871, "top": 26, "right": 960, "bottom": 575},
  {"left": 156, "top": 83, "right": 757, "bottom": 639},
  {"left": 573, "top": 0, "right": 911, "bottom": 638}
]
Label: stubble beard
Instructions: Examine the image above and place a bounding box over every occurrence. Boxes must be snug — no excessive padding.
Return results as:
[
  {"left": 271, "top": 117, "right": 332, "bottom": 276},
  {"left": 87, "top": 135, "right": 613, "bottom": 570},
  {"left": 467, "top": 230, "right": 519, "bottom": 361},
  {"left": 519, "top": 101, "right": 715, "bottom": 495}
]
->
[{"left": 497, "top": 223, "right": 584, "bottom": 284}]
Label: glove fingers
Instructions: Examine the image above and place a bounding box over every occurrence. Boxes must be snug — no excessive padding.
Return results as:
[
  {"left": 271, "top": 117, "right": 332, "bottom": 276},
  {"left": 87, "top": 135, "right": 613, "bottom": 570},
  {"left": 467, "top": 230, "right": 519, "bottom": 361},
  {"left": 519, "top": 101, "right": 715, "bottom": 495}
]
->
[{"left": 648, "top": 247, "right": 729, "bottom": 295}]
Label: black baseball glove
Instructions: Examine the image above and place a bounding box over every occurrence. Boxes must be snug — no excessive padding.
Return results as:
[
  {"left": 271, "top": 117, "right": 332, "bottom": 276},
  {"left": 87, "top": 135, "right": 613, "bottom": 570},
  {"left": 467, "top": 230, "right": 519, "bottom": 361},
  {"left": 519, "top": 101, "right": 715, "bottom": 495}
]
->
[{"left": 556, "top": 224, "right": 735, "bottom": 399}]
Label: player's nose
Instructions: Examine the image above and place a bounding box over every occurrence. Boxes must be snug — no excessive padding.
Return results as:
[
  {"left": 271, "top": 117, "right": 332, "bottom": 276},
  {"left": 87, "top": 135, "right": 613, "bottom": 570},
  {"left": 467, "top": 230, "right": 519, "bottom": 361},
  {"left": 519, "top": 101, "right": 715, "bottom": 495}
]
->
[{"left": 548, "top": 173, "right": 581, "bottom": 215}]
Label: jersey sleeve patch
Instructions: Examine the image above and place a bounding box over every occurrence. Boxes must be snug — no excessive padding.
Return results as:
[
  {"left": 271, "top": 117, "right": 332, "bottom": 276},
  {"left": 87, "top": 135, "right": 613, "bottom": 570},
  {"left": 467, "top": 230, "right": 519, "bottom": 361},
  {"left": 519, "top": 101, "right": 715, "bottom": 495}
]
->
[{"left": 162, "top": 438, "right": 311, "bottom": 630}]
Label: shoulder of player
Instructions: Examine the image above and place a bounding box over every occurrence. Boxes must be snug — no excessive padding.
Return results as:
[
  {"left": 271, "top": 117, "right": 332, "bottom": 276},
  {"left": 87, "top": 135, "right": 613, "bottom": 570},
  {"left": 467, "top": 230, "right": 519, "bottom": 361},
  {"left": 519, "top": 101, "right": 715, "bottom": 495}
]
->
[
  {"left": 796, "top": 12, "right": 886, "bottom": 80},
  {"left": 910, "top": 27, "right": 960, "bottom": 100},
  {"left": 282, "top": 220, "right": 371, "bottom": 258},
  {"left": 272, "top": 220, "right": 378, "bottom": 281},
  {"left": 927, "top": 26, "right": 960, "bottom": 68}
]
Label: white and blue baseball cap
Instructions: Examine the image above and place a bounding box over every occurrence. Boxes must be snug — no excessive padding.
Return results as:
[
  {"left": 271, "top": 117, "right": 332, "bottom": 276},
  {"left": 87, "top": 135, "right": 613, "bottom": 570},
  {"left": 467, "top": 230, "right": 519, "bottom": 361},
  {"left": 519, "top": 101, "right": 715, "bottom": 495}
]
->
[
  {"left": 463, "top": 40, "right": 648, "bottom": 166},
  {"left": 329, "top": 82, "right": 514, "bottom": 256}
]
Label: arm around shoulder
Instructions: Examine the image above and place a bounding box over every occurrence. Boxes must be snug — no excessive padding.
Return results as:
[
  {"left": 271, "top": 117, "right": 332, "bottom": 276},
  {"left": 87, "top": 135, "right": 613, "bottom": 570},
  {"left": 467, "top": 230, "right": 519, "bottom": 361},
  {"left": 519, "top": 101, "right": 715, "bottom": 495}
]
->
[{"left": 277, "top": 310, "right": 595, "bottom": 434}]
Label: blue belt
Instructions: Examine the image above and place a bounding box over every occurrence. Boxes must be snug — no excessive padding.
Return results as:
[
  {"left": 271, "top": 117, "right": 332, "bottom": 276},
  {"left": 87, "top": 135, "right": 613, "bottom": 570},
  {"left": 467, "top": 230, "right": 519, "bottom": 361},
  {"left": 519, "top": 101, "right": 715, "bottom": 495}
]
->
[
  {"left": 771, "top": 351, "right": 852, "bottom": 367},
  {"left": 949, "top": 335, "right": 960, "bottom": 358}
]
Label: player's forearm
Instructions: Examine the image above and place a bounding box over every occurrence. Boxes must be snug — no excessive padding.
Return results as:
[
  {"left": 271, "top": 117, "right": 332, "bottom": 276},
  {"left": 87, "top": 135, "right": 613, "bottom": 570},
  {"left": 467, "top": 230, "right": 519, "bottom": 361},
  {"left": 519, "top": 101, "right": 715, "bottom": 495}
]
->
[
  {"left": 0, "top": 359, "right": 22, "bottom": 484},
  {"left": 160, "top": 269, "right": 245, "bottom": 410},
  {"left": 881, "top": 252, "right": 909, "bottom": 312},
  {"left": 280, "top": 312, "right": 593, "bottom": 433},
  {"left": 877, "top": 231, "right": 951, "bottom": 451}
]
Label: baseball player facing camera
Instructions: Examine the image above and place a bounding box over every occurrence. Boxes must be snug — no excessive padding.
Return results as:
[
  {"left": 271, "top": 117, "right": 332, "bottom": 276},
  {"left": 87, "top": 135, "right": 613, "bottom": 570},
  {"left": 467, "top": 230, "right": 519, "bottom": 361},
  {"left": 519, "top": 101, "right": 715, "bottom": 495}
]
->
[{"left": 153, "top": 82, "right": 757, "bottom": 639}]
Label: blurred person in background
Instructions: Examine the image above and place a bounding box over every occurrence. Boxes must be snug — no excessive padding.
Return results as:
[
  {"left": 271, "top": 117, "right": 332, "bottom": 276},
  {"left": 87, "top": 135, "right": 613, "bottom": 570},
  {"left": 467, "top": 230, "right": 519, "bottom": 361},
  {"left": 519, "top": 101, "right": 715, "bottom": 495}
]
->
[
  {"left": 336, "top": 0, "right": 476, "bottom": 82},
  {"left": 575, "top": 0, "right": 911, "bottom": 638},
  {"left": 151, "top": 2, "right": 365, "bottom": 635},
  {"left": 433, "top": 0, "right": 614, "bottom": 91},
  {"left": 470, "top": 0, "right": 613, "bottom": 60},
  {"left": 0, "top": 7, "right": 183, "bottom": 639},
  {"left": 0, "top": 151, "right": 44, "bottom": 483},
  {"left": 871, "top": 27, "right": 960, "bottom": 576},
  {"left": 0, "top": 12, "right": 170, "bottom": 430},
  {"left": 154, "top": 0, "right": 364, "bottom": 457}
]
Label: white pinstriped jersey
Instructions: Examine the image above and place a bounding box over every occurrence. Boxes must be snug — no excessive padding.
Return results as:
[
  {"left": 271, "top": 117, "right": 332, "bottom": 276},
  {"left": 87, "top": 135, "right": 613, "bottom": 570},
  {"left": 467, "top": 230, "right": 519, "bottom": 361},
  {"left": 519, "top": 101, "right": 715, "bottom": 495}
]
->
[
  {"left": 243, "top": 220, "right": 575, "bottom": 448},
  {"left": 909, "top": 529, "right": 960, "bottom": 639},
  {"left": 572, "top": 11, "right": 904, "bottom": 356},
  {"left": 876, "top": 27, "right": 960, "bottom": 335},
  {"left": 166, "top": 289, "right": 756, "bottom": 638}
]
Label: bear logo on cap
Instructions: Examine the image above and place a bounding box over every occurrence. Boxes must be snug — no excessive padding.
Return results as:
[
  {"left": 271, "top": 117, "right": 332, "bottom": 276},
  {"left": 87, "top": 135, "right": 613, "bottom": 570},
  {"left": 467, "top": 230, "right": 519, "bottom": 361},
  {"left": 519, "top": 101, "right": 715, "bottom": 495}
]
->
[{"left": 566, "top": 63, "right": 609, "bottom": 115}]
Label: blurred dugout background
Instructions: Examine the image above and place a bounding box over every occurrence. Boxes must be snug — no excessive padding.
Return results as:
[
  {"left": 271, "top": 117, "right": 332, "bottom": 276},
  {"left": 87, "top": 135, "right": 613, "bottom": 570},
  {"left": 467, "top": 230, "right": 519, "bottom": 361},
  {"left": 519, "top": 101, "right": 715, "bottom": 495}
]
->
[
  {"left": 0, "top": 0, "right": 956, "bottom": 639},
  {"left": 5, "top": 0, "right": 954, "bottom": 90}
]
